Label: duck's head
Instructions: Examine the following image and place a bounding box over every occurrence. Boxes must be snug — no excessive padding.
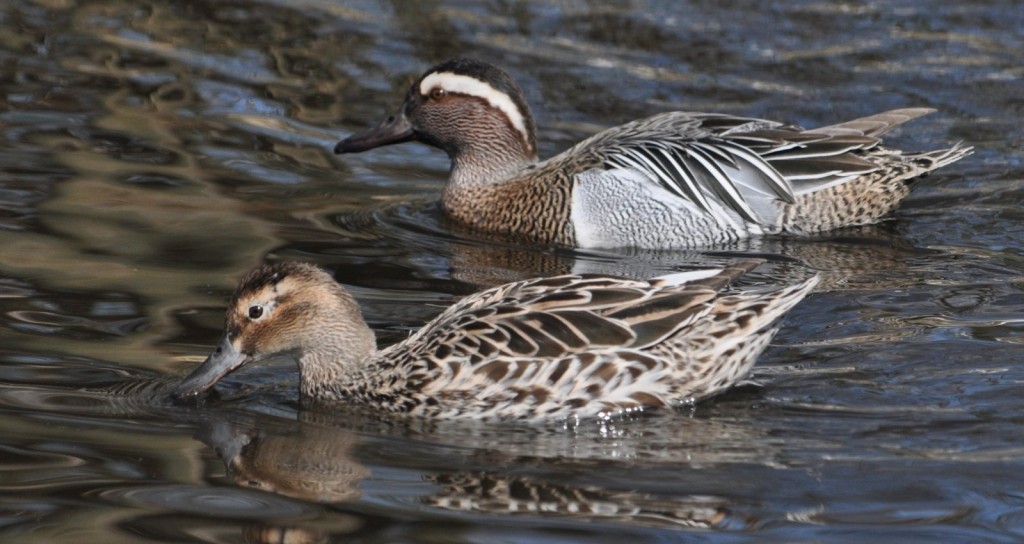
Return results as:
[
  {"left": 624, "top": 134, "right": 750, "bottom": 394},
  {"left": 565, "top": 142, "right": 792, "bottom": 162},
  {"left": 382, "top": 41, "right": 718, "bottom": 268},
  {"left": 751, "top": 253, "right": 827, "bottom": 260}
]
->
[
  {"left": 334, "top": 58, "right": 539, "bottom": 170},
  {"left": 172, "top": 262, "right": 375, "bottom": 401}
]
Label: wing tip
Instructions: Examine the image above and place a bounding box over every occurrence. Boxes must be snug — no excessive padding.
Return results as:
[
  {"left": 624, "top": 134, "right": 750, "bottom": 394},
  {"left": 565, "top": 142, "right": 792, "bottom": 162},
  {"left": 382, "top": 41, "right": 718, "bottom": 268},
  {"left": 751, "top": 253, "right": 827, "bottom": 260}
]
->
[{"left": 652, "top": 258, "right": 765, "bottom": 290}]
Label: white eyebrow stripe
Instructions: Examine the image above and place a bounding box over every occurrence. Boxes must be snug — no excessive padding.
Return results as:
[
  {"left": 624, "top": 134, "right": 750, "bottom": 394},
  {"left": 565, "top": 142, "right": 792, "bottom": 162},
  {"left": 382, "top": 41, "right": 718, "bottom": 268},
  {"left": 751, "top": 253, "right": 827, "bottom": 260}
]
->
[{"left": 418, "top": 71, "right": 530, "bottom": 148}]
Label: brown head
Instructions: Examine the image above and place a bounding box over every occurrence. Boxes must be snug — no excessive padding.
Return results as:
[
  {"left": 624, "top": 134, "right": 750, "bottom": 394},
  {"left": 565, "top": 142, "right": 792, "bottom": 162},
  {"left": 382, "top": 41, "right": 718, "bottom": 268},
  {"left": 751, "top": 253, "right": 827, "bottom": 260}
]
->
[
  {"left": 334, "top": 58, "right": 539, "bottom": 180},
  {"left": 172, "top": 262, "right": 376, "bottom": 401}
]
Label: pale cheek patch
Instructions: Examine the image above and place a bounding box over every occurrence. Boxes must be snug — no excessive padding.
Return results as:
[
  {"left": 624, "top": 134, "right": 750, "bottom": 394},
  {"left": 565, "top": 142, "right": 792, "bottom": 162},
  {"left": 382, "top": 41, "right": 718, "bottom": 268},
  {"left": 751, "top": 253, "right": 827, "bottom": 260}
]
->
[{"left": 419, "top": 71, "right": 530, "bottom": 149}]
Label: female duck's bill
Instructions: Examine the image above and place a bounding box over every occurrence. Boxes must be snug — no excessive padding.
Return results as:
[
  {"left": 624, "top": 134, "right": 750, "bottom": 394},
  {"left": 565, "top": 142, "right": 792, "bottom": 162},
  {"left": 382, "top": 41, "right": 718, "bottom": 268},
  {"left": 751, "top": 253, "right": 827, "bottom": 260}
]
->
[
  {"left": 172, "top": 260, "right": 819, "bottom": 421},
  {"left": 174, "top": 333, "right": 249, "bottom": 399}
]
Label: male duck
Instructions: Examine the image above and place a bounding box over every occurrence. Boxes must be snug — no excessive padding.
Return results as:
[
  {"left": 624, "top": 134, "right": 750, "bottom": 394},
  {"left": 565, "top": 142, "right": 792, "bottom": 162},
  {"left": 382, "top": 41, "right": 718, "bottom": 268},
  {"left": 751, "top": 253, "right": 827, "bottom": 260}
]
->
[
  {"left": 335, "top": 57, "right": 971, "bottom": 249},
  {"left": 174, "top": 260, "right": 818, "bottom": 421}
]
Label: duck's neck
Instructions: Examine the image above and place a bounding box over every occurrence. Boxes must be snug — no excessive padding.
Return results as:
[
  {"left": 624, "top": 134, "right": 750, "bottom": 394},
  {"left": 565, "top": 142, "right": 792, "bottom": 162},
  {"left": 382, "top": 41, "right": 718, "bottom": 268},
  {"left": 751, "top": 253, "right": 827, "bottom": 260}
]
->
[
  {"left": 294, "top": 316, "right": 381, "bottom": 402},
  {"left": 447, "top": 136, "right": 539, "bottom": 191},
  {"left": 298, "top": 348, "right": 384, "bottom": 401}
]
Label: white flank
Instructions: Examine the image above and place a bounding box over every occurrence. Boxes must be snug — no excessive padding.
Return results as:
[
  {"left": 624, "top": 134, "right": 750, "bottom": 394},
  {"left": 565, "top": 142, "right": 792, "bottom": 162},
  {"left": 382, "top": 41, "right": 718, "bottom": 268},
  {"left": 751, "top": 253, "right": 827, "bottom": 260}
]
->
[{"left": 419, "top": 71, "right": 530, "bottom": 148}]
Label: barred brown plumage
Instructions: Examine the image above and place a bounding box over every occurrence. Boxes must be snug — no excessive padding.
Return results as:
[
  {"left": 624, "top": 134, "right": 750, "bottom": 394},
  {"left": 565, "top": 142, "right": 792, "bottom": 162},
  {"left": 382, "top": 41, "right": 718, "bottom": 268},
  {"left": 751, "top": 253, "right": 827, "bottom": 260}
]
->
[{"left": 173, "top": 260, "right": 818, "bottom": 421}]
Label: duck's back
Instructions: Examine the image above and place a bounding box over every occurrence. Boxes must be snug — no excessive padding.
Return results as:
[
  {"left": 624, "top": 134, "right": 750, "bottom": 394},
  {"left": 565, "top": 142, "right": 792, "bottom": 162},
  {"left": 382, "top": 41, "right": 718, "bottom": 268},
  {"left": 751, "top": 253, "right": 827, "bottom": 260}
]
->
[{"left": 365, "top": 265, "right": 818, "bottom": 421}]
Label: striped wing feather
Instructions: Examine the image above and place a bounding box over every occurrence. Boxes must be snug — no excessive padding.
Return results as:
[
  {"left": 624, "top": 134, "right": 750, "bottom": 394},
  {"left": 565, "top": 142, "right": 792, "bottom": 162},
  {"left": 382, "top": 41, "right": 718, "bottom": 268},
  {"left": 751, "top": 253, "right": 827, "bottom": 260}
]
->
[
  {"left": 374, "top": 263, "right": 820, "bottom": 418},
  {"left": 564, "top": 109, "right": 935, "bottom": 225},
  {"left": 391, "top": 273, "right": 733, "bottom": 394}
]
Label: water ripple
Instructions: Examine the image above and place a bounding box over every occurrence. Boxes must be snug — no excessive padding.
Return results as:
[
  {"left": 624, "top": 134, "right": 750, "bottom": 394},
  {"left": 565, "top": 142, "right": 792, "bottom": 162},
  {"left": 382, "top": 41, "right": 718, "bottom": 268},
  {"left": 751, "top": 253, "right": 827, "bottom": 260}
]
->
[
  {"left": 0, "top": 0, "right": 1022, "bottom": 542},
  {"left": 91, "top": 484, "right": 320, "bottom": 519}
]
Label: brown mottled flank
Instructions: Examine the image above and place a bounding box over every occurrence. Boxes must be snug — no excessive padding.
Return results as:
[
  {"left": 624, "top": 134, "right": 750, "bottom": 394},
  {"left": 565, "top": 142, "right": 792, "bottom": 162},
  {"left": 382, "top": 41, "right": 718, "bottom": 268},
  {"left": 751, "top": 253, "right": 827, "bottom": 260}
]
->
[
  {"left": 776, "top": 149, "right": 958, "bottom": 233},
  {"left": 335, "top": 58, "right": 972, "bottom": 249},
  {"left": 174, "top": 260, "right": 819, "bottom": 421},
  {"left": 442, "top": 161, "right": 580, "bottom": 246}
]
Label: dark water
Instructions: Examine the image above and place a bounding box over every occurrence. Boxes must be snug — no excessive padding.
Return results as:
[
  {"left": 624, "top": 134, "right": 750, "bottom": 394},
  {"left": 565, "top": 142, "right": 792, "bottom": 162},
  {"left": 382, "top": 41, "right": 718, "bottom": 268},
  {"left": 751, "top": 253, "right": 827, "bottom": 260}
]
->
[{"left": 1, "top": 0, "right": 1022, "bottom": 541}]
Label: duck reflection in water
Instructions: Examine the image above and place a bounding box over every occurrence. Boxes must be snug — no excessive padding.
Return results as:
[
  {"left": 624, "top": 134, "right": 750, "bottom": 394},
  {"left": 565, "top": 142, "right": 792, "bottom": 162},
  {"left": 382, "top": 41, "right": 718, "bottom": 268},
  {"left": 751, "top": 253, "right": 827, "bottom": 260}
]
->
[{"left": 194, "top": 411, "right": 733, "bottom": 531}]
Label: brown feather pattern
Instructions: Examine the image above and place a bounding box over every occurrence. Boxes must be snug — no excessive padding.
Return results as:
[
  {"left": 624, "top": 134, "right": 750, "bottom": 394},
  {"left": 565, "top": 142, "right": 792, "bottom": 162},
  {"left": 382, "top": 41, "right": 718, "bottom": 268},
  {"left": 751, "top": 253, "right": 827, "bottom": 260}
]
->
[{"left": 175, "top": 260, "right": 820, "bottom": 421}]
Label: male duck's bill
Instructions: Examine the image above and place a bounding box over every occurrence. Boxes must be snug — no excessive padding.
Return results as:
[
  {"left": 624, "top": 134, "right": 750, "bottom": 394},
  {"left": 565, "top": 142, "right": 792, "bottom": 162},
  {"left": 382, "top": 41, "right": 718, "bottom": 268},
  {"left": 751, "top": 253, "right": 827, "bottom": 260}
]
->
[
  {"left": 334, "top": 57, "right": 971, "bottom": 249},
  {"left": 172, "top": 260, "right": 819, "bottom": 421},
  {"left": 334, "top": 113, "right": 415, "bottom": 154}
]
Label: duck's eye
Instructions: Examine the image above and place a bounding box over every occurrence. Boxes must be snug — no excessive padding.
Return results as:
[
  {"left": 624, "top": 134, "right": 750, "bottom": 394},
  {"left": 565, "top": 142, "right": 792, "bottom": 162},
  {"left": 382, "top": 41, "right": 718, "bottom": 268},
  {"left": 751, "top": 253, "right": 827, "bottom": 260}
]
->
[
  {"left": 248, "top": 305, "right": 264, "bottom": 320},
  {"left": 429, "top": 87, "right": 446, "bottom": 100}
]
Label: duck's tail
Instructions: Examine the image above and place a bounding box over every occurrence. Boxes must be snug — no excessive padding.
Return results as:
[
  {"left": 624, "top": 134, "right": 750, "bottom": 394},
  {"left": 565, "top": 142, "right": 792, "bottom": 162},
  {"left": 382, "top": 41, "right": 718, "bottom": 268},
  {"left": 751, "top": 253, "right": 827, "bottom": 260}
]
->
[
  {"left": 659, "top": 273, "right": 820, "bottom": 402},
  {"left": 905, "top": 140, "right": 974, "bottom": 172},
  {"left": 813, "top": 108, "right": 936, "bottom": 138}
]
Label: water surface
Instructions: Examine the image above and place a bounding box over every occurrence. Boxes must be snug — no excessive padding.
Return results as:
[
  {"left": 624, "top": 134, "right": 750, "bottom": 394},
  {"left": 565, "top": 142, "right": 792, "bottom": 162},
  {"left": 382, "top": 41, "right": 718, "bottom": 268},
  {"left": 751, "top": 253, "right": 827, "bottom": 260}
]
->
[{"left": 1, "top": 1, "right": 1022, "bottom": 542}]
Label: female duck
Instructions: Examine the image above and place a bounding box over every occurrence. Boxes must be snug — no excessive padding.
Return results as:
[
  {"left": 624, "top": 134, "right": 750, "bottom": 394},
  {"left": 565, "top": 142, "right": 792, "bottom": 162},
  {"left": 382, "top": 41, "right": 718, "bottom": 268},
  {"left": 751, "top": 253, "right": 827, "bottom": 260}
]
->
[
  {"left": 335, "top": 58, "right": 970, "bottom": 249},
  {"left": 174, "top": 261, "right": 818, "bottom": 421}
]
